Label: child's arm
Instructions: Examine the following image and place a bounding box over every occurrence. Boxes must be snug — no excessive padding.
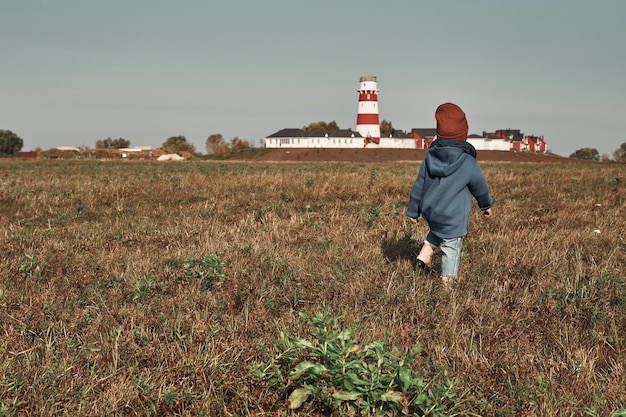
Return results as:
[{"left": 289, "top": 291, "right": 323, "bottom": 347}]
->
[
  {"left": 468, "top": 162, "right": 494, "bottom": 211},
  {"left": 406, "top": 163, "right": 427, "bottom": 220}
]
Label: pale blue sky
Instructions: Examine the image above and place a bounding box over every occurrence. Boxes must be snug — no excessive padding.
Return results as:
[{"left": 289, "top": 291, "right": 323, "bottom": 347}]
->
[{"left": 2, "top": 0, "right": 625, "bottom": 157}]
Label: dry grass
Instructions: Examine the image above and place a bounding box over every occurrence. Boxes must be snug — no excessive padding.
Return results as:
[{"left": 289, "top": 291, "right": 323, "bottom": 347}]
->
[{"left": 0, "top": 159, "right": 624, "bottom": 416}]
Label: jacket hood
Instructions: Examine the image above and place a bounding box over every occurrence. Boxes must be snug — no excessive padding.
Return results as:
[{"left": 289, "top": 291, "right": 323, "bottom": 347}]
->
[{"left": 426, "top": 139, "right": 477, "bottom": 177}]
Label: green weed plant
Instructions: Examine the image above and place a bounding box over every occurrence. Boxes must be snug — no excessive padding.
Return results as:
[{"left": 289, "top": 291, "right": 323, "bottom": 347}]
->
[
  {"left": 183, "top": 253, "right": 225, "bottom": 290},
  {"left": 253, "top": 310, "right": 463, "bottom": 416}
]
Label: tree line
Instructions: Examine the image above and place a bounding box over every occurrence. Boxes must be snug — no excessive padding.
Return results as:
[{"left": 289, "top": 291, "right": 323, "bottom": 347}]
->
[
  {"left": 569, "top": 146, "right": 626, "bottom": 162},
  {"left": 0, "top": 129, "right": 255, "bottom": 157},
  {"left": 2, "top": 127, "right": 626, "bottom": 162}
]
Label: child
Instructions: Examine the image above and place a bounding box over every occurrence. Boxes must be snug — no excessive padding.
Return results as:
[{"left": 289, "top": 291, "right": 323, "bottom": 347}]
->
[{"left": 406, "top": 102, "right": 493, "bottom": 287}]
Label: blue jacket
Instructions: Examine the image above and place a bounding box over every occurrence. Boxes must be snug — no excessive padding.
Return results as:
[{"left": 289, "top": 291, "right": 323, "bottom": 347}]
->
[{"left": 406, "top": 139, "right": 493, "bottom": 239}]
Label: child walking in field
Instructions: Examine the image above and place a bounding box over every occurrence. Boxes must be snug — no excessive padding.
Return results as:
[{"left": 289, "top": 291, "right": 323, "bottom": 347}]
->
[{"left": 406, "top": 102, "right": 493, "bottom": 287}]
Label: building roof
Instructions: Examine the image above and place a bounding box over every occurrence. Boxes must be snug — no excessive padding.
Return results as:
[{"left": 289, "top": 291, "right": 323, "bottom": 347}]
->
[
  {"left": 495, "top": 129, "right": 524, "bottom": 141},
  {"left": 266, "top": 128, "right": 363, "bottom": 138},
  {"left": 381, "top": 130, "right": 412, "bottom": 139},
  {"left": 410, "top": 128, "right": 437, "bottom": 138}
]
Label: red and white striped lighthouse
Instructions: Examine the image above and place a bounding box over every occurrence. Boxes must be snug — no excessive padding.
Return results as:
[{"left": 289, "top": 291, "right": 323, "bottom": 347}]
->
[{"left": 356, "top": 76, "right": 380, "bottom": 146}]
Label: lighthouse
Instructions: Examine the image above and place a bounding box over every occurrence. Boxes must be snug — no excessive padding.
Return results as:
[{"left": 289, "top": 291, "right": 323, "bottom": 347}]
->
[{"left": 356, "top": 76, "right": 380, "bottom": 146}]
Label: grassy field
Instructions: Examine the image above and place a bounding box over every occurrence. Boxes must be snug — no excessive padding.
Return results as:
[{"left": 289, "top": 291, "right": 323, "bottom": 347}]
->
[{"left": 0, "top": 159, "right": 624, "bottom": 416}]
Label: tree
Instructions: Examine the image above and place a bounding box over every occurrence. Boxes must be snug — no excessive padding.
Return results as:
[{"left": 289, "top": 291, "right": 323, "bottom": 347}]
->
[
  {"left": 99, "top": 137, "right": 131, "bottom": 149},
  {"left": 302, "top": 121, "right": 339, "bottom": 131},
  {"left": 569, "top": 148, "right": 599, "bottom": 161},
  {"left": 115, "top": 138, "right": 130, "bottom": 148},
  {"left": 0, "top": 129, "right": 24, "bottom": 156},
  {"left": 162, "top": 135, "right": 196, "bottom": 154},
  {"left": 230, "top": 136, "right": 252, "bottom": 152},
  {"left": 380, "top": 119, "right": 394, "bottom": 133},
  {"left": 613, "top": 142, "right": 626, "bottom": 163},
  {"left": 205, "top": 133, "right": 228, "bottom": 155}
]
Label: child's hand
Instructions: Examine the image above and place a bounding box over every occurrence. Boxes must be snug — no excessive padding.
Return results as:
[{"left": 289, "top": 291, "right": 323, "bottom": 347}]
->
[
  {"left": 483, "top": 208, "right": 492, "bottom": 217},
  {"left": 409, "top": 217, "right": 418, "bottom": 224}
]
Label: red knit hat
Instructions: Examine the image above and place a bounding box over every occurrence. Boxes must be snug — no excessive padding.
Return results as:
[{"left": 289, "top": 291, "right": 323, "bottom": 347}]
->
[{"left": 435, "top": 102, "right": 468, "bottom": 141}]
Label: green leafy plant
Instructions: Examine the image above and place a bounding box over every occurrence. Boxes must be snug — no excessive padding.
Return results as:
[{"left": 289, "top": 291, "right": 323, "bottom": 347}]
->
[
  {"left": 368, "top": 205, "right": 381, "bottom": 226},
  {"left": 183, "top": 254, "right": 225, "bottom": 290},
  {"left": 130, "top": 274, "right": 155, "bottom": 301},
  {"left": 18, "top": 254, "right": 40, "bottom": 278},
  {"left": 160, "top": 389, "right": 177, "bottom": 408},
  {"left": 10, "top": 228, "right": 29, "bottom": 240},
  {"left": 0, "top": 399, "right": 16, "bottom": 417},
  {"left": 369, "top": 167, "right": 378, "bottom": 186},
  {"left": 251, "top": 310, "right": 463, "bottom": 416}
]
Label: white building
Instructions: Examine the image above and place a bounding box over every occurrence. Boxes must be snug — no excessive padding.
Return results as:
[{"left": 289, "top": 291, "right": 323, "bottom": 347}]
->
[
  {"left": 264, "top": 128, "right": 417, "bottom": 149},
  {"left": 264, "top": 129, "right": 364, "bottom": 149},
  {"left": 467, "top": 135, "right": 512, "bottom": 151}
]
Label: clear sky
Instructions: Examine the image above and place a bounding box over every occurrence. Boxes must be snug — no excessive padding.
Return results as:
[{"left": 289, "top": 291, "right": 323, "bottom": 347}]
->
[{"left": 2, "top": 0, "right": 625, "bottom": 157}]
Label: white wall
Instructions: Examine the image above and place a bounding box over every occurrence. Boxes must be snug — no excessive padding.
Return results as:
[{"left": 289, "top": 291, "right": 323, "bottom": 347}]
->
[
  {"left": 467, "top": 138, "right": 511, "bottom": 151},
  {"left": 265, "top": 136, "right": 363, "bottom": 148},
  {"left": 369, "top": 138, "right": 416, "bottom": 149}
]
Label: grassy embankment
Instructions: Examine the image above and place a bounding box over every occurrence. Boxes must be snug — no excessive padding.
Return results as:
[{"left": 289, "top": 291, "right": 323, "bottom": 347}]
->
[{"left": 0, "top": 159, "right": 624, "bottom": 416}]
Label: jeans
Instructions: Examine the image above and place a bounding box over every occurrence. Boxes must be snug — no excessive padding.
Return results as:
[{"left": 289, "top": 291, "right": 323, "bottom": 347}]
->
[{"left": 425, "top": 236, "right": 464, "bottom": 277}]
